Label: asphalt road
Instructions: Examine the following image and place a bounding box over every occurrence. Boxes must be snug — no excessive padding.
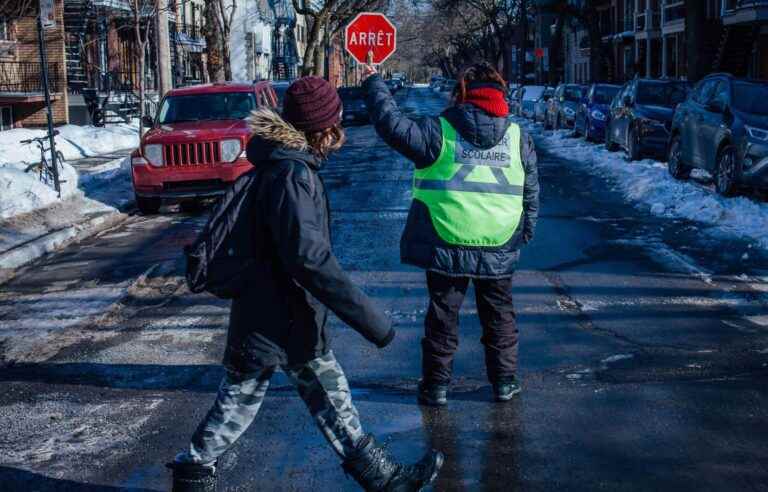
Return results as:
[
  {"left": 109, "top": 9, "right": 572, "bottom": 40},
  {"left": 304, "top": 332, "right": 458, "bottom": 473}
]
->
[{"left": 1, "top": 87, "right": 768, "bottom": 491}]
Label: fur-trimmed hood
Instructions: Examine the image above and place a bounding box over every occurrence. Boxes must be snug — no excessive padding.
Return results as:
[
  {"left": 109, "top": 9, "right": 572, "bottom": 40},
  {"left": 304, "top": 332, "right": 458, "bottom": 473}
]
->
[{"left": 246, "top": 107, "right": 321, "bottom": 169}]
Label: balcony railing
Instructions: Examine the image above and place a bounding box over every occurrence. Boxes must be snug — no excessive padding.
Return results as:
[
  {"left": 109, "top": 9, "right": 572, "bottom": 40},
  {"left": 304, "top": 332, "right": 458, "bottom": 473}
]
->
[
  {"left": 663, "top": 1, "right": 686, "bottom": 24},
  {"left": 723, "top": 0, "right": 768, "bottom": 12},
  {"left": 0, "top": 61, "right": 62, "bottom": 93},
  {"left": 636, "top": 9, "right": 660, "bottom": 31},
  {"left": 178, "top": 23, "right": 203, "bottom": 40}
]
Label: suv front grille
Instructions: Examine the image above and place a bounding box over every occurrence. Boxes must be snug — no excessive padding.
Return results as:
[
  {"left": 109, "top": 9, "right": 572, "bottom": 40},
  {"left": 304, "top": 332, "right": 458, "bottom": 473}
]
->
[{"left": 164, "top": 142, "right": 221, "bottom": 166}]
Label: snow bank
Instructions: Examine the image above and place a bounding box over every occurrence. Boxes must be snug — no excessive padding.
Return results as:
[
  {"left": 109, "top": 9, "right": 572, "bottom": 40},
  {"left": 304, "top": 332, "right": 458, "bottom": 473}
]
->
[
  {"left": 0, "top": 122, "right": 139, "bottom": 167},
  {"left": 517, "top": 117, "right": 768, "bottom": 250},
  {"left": 0, "top": 123, "right": 138, "bottom": 220},
  {"left": 0, "top": 160, "right": 80, "bottom": 219}
]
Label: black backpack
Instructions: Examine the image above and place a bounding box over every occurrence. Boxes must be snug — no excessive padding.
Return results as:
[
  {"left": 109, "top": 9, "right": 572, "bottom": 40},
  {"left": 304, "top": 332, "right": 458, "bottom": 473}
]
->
[{"left": 184, "top": 169, "right": 263, "bottom": 299}]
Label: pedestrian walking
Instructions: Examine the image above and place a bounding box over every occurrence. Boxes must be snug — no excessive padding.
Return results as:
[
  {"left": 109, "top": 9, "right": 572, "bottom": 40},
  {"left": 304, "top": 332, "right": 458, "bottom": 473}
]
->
[
  {"left": 168, "top": 76, "right": 443, "bottom": 492},
  {"left": 362, "top": 61, "right": 539, "bottom": 406}
]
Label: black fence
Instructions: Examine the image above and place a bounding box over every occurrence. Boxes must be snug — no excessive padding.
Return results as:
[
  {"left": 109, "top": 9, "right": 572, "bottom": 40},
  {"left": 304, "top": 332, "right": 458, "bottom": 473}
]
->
[{"left": 0, "top": 61, "right": 62, "bottom": 93}]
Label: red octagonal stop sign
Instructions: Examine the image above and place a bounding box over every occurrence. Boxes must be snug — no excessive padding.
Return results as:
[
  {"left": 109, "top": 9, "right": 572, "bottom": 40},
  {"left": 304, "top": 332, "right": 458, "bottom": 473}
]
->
[{"left": 345, "top": 12, "right": 397, "bottom": 65}]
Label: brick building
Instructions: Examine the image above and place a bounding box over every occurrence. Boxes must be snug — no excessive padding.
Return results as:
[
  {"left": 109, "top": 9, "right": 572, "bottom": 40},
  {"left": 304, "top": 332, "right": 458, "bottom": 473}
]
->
[{"left": 0, "top": 0, "right": 69, "bottom": 129}]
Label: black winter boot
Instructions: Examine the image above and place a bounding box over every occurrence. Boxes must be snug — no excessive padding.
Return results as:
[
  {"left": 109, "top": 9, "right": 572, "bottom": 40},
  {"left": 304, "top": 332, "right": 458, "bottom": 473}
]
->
[
  {"left": 166, "top": 461, "right": 217, "bottom": 492},
  {"left": 341, "top": 435, "right": 444, "bottom": 491}
]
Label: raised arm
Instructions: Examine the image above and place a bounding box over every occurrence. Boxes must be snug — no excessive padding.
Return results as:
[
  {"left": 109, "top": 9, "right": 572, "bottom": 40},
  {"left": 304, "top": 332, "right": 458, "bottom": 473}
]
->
[{"left": 362, "top": 74, "right": 443, "bottom": 168}]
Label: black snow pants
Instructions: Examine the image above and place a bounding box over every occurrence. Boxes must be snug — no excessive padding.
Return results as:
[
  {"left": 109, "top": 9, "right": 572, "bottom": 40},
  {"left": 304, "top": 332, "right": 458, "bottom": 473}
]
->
[{"left": 422, "top": 271, "right": 518, "bottom": 386}]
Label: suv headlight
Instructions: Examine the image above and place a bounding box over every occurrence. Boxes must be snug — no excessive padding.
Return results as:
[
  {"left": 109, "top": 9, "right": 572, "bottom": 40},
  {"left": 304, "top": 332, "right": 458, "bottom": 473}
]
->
[
  {"left": 220, "top": 139, "right": 242, "bottom": 163},
  {"left": 591, "top": 109, "right": 606, "bottom": 121},
  {"left": 564, "top": 107, "right": 575, "bottom": 116},
  {"left": 143, "top": 144, "right": 164, "bottom": 167},
  {"left": 746, "top": 125, "right": 768, "bottom": 142}
]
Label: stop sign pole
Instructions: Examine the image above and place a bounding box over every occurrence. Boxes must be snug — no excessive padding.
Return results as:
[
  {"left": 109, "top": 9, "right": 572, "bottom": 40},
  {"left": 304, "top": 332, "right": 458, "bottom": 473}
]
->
[{"left": 344, "top": 12, "right": 397, "bottom": 66}]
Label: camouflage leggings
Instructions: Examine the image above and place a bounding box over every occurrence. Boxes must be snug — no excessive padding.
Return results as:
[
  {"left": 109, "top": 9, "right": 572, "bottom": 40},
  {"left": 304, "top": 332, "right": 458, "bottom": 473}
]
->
[{"left": 176, "top": 351, "right": 364, "bottom": 465}]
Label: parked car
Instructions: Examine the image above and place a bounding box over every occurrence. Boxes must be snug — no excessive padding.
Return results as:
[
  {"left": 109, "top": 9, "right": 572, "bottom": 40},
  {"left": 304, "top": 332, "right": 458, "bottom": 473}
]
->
[
  {"left": 534, "top": 87, "right": 555, "bottom": 124},
  {"left": 520, "top": 85, "right": 547, "bottom": 119},
  {"left": 545, "top": 84, "right": 585, "bottom": 130},
  {"left": 339, "top": 87, "right": 370, "bottom": 126},
  {"left": 574, "top": 83, "right": 622, "bottom": 142},
  {"left": 131, "top": 82, "right": 278, "bottom": 214},
  {"left": 385, "top": 79, "right": 402, "bottom": 93},
  {"left": 605, "top": 78, "right": 690, "bottom": 160},
  {"left": 668, "top": 73, "right": 768, "bottom": 195},
  {"left": 509, "top": 87, "right": 525, "bottom": 116},
  {"left": 437, "top": 79, "right": 457, "bottom": 98}
]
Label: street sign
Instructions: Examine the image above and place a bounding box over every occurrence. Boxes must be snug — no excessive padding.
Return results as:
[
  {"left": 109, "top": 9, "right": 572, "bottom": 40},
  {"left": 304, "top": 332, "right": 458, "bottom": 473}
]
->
[
  {"left": 40, "top": 0, "right": 56, "bottom": 29},
  {"left": 345, "top": 12, "right": 397, "bottom": 65}
]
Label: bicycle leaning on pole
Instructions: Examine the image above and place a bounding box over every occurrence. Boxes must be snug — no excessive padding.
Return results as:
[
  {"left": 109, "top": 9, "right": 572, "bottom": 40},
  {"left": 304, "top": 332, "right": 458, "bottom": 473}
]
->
[{"left": 21, "top": 130, "right": 67, "bottom": 190}]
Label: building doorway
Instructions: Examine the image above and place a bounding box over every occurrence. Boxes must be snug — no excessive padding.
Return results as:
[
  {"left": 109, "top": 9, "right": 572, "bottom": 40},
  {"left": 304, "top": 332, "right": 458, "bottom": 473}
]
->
[{"left": 0, "top": 106, "right": 12, "bottom": 131}]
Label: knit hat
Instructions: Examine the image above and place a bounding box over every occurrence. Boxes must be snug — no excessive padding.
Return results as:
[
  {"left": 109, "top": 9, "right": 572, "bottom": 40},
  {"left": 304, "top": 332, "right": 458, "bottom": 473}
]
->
[{"left": 283, "top": 76, "right": 343, "bottom": 133}]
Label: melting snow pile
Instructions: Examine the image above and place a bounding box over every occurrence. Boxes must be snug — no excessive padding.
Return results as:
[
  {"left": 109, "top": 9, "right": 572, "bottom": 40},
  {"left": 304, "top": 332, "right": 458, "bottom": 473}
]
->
[
  {"left": 518, "top": 118, "right": 768, "bottom": 250},
  {"left": 0, "top": 123, "right": 138, "bottom": 220}
]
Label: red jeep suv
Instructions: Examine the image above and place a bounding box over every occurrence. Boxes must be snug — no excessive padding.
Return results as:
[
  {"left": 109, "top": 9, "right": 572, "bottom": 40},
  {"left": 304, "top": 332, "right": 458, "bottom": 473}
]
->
[{"left": 131, "top": 82, "right": 278, "bottom": 214}]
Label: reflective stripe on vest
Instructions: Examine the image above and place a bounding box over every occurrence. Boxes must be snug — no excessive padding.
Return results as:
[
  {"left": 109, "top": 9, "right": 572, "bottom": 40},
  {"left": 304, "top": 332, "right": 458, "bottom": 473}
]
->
[{"left": 412, "top": 117, "right": 525, "bottom": 247}]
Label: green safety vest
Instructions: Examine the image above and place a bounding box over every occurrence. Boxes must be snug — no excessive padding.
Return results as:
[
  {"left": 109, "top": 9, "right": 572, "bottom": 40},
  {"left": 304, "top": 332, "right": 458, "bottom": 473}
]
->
[{"left": 412, "top": 118, "right": 525, "bottom": 247}]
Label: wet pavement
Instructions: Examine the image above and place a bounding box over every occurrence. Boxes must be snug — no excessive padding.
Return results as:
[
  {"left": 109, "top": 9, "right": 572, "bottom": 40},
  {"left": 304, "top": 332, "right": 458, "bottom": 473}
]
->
[{"left": 1, "top": 87, "right": 768, "bottom": 491}]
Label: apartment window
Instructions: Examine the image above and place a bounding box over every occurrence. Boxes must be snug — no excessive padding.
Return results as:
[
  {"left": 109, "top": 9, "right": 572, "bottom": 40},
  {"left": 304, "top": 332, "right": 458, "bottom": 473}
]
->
[
  {"left": 0, "top": 17, "right": 9, "bottom": 41},
  {"left": 1, "top": 106, "right": 13, "bottom": 131}
]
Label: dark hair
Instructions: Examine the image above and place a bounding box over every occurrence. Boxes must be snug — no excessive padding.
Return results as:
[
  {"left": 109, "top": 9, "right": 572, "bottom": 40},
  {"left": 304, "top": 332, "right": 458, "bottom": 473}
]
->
[
  {"left": 456, "top": 62, "right": 506, "bottom": 102},
  {"left": 305, "top": 124, "right": 346, "bottom": 159}
]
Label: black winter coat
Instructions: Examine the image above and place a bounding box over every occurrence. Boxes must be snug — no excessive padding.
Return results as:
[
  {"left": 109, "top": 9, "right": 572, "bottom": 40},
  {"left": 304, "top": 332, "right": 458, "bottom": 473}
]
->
[
  {"left": 363, "top": 75, "right": 540, "bottom": 278},
  {"left": 223, "top": 108, "right": 394, "bottom": 373}
]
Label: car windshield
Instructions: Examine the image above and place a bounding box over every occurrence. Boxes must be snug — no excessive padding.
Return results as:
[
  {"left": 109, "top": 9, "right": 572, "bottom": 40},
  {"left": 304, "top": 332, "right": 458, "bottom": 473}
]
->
[
  {"left": 594, "top": 86, "right": 621, "bottom": 104},
  {"left": 522, "top": 86, "right": 545, "bottom": 101},
  {"left": 636, "top": 82, "right": 689, "bottom": 107},
  {"left": 733, "top": 81, "right": 768, "bottom": 115},
  {"left": 563, "top": 86, "right": 582, "bottom": 102},
  {"left": 158, "top": 92, "right": 256, "bottom": 123}
]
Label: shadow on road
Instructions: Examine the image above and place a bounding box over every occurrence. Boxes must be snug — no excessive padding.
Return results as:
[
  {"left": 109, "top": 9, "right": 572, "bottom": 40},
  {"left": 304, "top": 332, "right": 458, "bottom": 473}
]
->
[
  {"left": 0, "top": 466, "right": 158, "bottom": 492},
  {"left": 0, "top": 362, "right": 224, "bottom": 392}
]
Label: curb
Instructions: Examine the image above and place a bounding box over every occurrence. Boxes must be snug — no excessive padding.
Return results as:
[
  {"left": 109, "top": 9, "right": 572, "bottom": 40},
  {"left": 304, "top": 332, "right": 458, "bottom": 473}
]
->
[{"left": 0, "top": 209, "right": 130, "bottom": 286}]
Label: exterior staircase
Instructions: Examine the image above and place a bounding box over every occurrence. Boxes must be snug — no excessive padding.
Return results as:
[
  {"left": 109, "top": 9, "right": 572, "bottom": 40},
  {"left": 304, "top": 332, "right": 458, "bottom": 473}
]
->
[
  {"left": 713, "top": 23, "right": 758, "bottom": 76},
  {"left": 63, "top": 0, "right": 94, "bottom": 93}
]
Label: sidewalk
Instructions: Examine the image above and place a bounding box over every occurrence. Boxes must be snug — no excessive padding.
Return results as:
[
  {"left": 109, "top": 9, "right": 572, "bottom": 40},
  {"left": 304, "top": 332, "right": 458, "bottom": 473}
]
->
[{"left": 0, "top": 149, "right": 135, "bottom": 283}]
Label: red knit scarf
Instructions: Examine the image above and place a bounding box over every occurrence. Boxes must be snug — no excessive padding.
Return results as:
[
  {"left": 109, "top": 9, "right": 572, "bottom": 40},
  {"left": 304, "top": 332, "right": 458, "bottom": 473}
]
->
[{"left": 460, "top": 87, "right": 509, "bottom": 118}]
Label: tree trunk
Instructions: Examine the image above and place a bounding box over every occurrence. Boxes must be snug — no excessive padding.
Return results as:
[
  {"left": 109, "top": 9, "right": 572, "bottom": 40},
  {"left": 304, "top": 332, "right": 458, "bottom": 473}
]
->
[
  {"left": 204, "top": 0, "right": 225, "bottom": 82},
  {"left": 302, "top": 15, "right": 326, "bottom": 76},
  {"left": 549, "top": 13, "right": 566, "bottom": 86},
  {"left": 685, "top": 0, "right": 708, "bottom": 82}
]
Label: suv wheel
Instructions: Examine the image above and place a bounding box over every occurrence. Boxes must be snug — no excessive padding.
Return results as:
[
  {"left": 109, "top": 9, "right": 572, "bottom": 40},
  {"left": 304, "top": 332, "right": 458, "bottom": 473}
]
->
[
  {"left": 627, "top": 126, "right": 642, "bottom": 161},
  {"left": 667, "top": 135, "right": 691, "bottom": 180},
  {"left": 715, "top": 145, "right": 739, "bottom": 196},
  {"left": 136, "top": 195, "right": 161, "bottom": 215}
]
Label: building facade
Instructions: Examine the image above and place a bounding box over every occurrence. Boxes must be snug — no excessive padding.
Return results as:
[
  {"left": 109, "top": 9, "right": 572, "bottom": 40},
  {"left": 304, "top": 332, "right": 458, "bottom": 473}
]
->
[{"left": 0, "top": 0, "right": 69, "bottom": 129}]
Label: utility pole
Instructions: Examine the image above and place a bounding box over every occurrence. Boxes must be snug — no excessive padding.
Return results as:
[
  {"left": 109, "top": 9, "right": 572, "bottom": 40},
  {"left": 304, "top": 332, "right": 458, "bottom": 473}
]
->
[
  {"left": 156, "top": 0, "right": 173, "bottom": 96},
  {"left": 37, "top": 0, "right": 61, "bottom": 197}
]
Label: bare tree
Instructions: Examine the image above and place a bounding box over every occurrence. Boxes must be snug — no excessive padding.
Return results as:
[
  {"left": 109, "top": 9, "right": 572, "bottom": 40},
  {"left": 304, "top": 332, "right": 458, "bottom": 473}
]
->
[
  {"left": 0, "top": 0, "right": 36, "bottom": 19},
  {"left": 129, "top": 0, "right": 158, "bottom": 134},
  {"left": 291, "top": 0, "right": 388, "bottom": 76},
  {"left": 204, "top": 0, "right": 236, "bottom": 81}
]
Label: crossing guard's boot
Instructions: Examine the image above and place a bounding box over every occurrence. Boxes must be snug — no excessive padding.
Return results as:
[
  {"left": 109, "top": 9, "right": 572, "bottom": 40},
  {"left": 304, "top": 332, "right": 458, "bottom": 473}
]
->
[
  {"left": 166, "top": 461, "right": 217, "bottom": 492},
  {"left": 342, "top": 435, "right": 444, "bottom": 491}
]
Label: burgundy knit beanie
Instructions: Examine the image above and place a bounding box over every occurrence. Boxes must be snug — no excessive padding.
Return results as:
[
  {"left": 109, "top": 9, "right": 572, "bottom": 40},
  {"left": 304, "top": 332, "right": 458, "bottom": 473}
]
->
[{"left": 283, "top": 76, "right": 342, "bottom": 133}]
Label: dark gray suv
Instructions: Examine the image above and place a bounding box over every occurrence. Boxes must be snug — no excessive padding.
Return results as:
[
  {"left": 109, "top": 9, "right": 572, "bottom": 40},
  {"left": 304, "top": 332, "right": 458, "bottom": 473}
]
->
[{"left": 668, "top": 73, "right": 768, "bottom": 196}]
